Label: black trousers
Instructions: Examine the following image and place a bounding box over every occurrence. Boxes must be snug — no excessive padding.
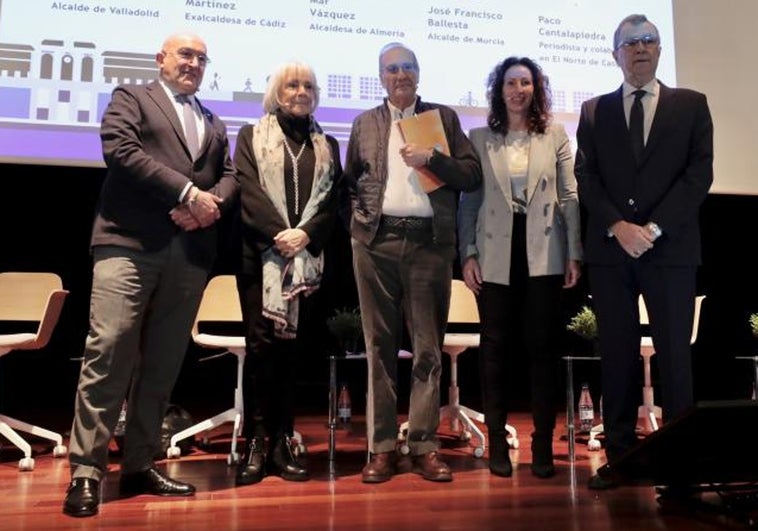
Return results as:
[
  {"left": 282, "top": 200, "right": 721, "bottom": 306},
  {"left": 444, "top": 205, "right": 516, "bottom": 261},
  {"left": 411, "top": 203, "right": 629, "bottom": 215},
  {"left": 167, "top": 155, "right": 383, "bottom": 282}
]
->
[
  {"left": 477, "top": 214, "right": 564, "bottom": 438},
  {"left": 236, "top": 272, "right": 309, "bottom": 440},
  {"left": 588, "top": 260, "right": 696, "bottom": 461}
]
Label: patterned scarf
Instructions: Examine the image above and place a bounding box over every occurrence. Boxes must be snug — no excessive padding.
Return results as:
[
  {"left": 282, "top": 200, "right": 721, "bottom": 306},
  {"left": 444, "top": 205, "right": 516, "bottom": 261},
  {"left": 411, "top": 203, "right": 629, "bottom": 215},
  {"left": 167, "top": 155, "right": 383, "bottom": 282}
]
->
[{"left": 252, "top": 112, "right": 334, "bottom": 338}]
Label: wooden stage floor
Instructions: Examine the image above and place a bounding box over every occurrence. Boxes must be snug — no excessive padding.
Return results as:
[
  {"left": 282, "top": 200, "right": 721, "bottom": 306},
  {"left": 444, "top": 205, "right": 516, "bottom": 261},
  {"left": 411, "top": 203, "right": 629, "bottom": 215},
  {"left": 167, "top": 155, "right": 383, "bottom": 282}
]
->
[{"left": 0, "top": 412, "right": 749, "bottom": 530}]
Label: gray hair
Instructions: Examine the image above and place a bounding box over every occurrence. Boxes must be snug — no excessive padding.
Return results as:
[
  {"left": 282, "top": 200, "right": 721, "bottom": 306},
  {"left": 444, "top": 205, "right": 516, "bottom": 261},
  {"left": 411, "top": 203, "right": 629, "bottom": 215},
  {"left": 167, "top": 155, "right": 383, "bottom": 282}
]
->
[
  {"left": 613, "top": 14, "right": 660, "bottom": 49},
  {"left": 377, "top": 42, "right": 419, "bottom": 75},
  {"left": 262, "top": 61, "right": 320, "bottom": 114}
]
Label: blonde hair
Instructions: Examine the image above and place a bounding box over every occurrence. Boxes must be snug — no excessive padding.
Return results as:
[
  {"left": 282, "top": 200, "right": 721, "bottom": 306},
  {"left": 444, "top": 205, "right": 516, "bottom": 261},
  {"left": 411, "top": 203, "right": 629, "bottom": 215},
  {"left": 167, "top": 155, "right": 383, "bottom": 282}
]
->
[{"left": 262, "top": 62, "right": 320, "bottom": 114}]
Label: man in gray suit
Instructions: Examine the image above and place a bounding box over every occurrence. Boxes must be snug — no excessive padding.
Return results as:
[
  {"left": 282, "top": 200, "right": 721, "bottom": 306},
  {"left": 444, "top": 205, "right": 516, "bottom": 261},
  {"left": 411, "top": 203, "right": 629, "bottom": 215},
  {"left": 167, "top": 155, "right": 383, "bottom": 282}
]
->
[
  {"left": 63, "top": 32, "right": 239, "bottom": 517},
  {"left": 575, "top": 14, "right": 713, "bottom": 489}
]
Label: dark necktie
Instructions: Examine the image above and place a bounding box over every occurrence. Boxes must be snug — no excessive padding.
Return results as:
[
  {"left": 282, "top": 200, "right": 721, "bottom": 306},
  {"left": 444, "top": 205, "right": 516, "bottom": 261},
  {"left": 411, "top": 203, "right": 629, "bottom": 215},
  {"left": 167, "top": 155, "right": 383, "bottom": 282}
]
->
[
  {"left": 629, "top": 89, "right": 645, "bottom": 163},
  {"left": 178, "top": 95, "right": 200, "bottom": 159}
]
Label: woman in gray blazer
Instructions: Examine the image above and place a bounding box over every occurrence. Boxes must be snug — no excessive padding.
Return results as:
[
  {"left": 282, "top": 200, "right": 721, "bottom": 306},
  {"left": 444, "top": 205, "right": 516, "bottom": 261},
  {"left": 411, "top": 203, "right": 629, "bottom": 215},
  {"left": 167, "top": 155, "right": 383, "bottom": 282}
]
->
[{"left": 458, "top": 57, "right": 582, "bottom": 478}]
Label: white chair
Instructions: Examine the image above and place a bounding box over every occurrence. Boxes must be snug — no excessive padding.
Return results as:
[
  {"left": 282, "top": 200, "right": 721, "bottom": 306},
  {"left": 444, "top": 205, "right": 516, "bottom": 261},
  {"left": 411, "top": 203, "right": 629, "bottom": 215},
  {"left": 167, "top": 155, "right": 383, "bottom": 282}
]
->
[
  {"left": 166, "top": 275, "right": 303, "bottom": 464},
  {"left": 637, "top": 294, "right": 705, "bottom": 432},
  {"left": 0, "top": 272, "right": 69, "bottom": 471},
  {"left": 586, "top": 294, "right": 705, "bottom": 451},
  {"left": 437, "top": 279, "right": 519, "bottom": 456}
]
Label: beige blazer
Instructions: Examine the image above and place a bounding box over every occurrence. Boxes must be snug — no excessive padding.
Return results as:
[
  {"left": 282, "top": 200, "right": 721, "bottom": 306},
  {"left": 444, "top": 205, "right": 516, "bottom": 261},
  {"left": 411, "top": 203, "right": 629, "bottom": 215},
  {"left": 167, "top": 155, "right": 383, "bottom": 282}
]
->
[{"left": 458, "top": 123, "right": 582, "bottom": 285}]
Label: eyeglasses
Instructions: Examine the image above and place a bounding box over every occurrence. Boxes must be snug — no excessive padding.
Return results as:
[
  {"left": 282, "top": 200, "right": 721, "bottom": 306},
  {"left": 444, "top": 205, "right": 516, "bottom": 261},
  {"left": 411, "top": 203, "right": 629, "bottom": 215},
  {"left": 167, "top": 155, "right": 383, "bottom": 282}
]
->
[
  {"left": 165, "top": 48, "right": 211, "bottom": 66},
  {"left": 617, "top": 35, "right": 659, "bottom": 50},
  {"left": 382, "top": 62, "right": 417, "bottom": 75}
]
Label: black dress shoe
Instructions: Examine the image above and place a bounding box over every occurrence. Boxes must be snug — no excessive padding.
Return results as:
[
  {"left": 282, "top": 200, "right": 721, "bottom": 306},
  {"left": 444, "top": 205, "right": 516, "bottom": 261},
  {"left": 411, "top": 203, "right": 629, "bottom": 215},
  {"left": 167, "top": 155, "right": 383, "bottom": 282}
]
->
[
  {"left": 236, "top": 437, "right": 265, "bottom": 486},
  {"left": 120, "top": 467, "right": 196, "bottom": 497},
  {"left": 267, "top": 435, "right": 309, "bottom": 482},
  {"left": 588, "top": 473, "right": 618, "bottom": 490},
  {"left": 63, "top": 478, "right": 100, "bottom": 517}
]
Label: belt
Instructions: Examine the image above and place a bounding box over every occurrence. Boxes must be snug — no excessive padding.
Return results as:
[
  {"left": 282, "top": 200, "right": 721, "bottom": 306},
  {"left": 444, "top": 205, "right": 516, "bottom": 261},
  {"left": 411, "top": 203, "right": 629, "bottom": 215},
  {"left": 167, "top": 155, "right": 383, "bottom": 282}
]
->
[{"left": 380, "top": 215, "right": 433, "bottom": 231}]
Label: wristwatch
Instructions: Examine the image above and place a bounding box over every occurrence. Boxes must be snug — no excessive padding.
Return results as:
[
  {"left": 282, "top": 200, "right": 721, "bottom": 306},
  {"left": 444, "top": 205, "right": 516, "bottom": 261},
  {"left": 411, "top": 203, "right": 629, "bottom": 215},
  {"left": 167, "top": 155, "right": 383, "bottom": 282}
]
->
[{"left": 647, "top": 222, "right": 662, "bottom": 240}]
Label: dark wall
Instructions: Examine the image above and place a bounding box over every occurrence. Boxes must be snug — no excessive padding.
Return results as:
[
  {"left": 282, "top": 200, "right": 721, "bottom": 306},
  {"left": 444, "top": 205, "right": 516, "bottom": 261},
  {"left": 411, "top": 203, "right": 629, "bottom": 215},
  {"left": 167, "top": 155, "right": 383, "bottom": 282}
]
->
[
  {"left": 0, "top": 162, "right": 358, "bottom": 430},
  {"left": 1, "top": 164, "right": 105, "bottom": 432},
  {"left": 1, "top": 162, "right": 756, "bottom": 434}
]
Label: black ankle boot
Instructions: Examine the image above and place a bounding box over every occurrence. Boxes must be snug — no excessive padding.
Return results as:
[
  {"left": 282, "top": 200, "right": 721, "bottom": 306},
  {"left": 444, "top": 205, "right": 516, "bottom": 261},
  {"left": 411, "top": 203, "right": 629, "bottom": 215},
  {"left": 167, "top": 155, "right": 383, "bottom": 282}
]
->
[
  {"left": 266, "top": 435, "right": 309, "bottom": 481},
  {"left": 530, "top": 433, "right": 555, "bottom": 479},
  {"left": 487, "top": 432, "right": 513, "bottom": 477},
  {"left": 236, "top": 437, "right": 265, "bottom": 486}
]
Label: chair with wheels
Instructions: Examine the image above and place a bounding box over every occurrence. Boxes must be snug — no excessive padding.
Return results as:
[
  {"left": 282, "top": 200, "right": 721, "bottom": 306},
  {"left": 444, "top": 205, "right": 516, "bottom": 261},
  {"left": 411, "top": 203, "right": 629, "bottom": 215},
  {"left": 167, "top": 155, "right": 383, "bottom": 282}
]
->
[
  {"left": 0, "top": 271, "right": 69, "bottom": 471},
  {"left": 585, "top": 294, "right": 705, "bottom": 452},
  {"left": 439, "top": 279, "right": 519, "bottom": 455},
  {"left": 165, "top": 275, "right": 304, "bottom": 465}
]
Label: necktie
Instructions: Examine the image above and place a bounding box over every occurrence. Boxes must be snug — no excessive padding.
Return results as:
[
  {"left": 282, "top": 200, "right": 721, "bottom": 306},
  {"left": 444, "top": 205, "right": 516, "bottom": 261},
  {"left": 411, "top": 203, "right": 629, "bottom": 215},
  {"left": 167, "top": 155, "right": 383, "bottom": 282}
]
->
[
  {"left": 629, "top": 89, "right": 645, "bottom": 163},
  {"left": 178, "top": 95, "right": 199, "bottom": 159}
]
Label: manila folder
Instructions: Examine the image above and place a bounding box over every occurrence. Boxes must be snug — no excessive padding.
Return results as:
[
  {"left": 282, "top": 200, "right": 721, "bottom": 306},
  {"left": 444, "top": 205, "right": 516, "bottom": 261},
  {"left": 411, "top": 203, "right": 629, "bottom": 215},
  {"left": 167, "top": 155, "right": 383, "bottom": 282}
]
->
[{"left": 397, "top": 109, "right": 450, "bottom": 193}]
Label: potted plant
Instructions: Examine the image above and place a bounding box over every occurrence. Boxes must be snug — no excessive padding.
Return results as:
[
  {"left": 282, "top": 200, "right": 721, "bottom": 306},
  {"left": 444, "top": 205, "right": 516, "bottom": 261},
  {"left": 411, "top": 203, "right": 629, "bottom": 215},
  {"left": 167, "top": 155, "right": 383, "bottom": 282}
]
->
[
  {"left": 749, "top": 313, "right": 758, "bottom": 338},
  {"left": 327, "top": 306, "right": 363, "bottom": 356},
  {"left": 567, "top": 305, "right": 599, "bottom": 355},
  {"left": 567, "top": 305, "right": 598, "bottom": 341}
]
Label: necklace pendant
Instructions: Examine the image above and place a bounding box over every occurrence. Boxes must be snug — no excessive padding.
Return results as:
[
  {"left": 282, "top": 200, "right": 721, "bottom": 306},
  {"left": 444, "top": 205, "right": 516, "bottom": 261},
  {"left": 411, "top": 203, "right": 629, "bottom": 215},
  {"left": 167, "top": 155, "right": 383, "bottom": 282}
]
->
[{"left": 283, "top": 137, "right": 306, "bottom": 216}]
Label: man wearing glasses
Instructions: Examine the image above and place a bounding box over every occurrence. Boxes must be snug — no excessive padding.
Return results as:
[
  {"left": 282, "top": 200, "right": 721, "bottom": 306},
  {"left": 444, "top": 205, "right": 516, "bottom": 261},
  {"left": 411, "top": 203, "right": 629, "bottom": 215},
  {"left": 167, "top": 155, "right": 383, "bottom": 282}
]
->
[
  {"left": 575, "top": 14, "right": 713, "bottom": 489},
  {"left": 63, "top": 32, "right": 238, "bottom": 516},
  {"left": 344, "top": 42, "right": 481, "bottom": 483}
]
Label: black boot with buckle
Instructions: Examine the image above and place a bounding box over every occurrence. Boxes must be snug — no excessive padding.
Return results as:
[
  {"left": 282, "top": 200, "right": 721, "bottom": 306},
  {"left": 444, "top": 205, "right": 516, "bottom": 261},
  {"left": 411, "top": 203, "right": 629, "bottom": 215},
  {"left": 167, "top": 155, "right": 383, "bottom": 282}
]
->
[
  {"left": 266, "top": 434, "right": 309, "bottom": 481},
  {"left": 235, "top": 437, "right": 265, "bottom": 486}
]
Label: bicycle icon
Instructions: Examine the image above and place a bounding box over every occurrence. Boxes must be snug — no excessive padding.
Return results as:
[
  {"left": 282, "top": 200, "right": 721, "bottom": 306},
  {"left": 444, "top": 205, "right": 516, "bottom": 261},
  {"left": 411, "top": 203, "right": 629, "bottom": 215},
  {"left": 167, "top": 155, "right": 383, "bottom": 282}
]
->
[{"left": 459, "top": 91, "right": 479, "bottom": 106}]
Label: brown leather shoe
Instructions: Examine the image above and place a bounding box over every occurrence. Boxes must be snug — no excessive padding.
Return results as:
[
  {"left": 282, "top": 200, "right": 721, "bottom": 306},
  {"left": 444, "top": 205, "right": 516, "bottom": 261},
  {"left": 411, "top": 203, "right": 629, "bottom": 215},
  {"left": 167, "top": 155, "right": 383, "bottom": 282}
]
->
[
  {"left": 413, "top": 451, "right": 453, "bottom": 482},
  {"left": 362, "top": 452, "right": 396, "bottom": 483}
]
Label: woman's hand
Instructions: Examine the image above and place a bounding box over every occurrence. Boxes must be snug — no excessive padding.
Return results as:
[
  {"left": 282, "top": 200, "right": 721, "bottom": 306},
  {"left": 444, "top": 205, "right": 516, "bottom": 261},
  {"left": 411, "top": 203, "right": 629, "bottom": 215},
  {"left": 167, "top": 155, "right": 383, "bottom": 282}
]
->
[
  {"left": 462, "top": 256, "right": 483, "bottom": 295},
  {"left": 274, "top": 228, "right": 310, "bottom": 258},
  {"left": 563, "top": 259, "right": 582, "bottom": 288}
]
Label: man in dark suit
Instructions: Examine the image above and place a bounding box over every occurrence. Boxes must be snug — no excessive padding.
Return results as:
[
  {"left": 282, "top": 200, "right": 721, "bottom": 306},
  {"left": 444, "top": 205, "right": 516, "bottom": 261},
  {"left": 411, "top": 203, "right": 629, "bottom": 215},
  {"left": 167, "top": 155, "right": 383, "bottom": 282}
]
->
[
  {"left": 345, "top": 42, "right": 481, "bottom": 484},
  {"left": 575, "top": 14, "right": 713, "bottom": 489},
  {"left": 63, "top": 32, "right": 239, "bottom": 517}
]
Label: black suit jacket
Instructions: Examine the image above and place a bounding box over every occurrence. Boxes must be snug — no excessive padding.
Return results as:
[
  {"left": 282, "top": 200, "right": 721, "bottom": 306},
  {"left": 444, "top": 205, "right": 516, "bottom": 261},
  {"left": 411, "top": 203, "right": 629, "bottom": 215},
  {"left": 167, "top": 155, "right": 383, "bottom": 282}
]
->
[
  {"left": 92, "top": 81, "right": 239, "bottom": 267},
  {"left": 575, "top": 82, "right": 713, "bottom": 265}
]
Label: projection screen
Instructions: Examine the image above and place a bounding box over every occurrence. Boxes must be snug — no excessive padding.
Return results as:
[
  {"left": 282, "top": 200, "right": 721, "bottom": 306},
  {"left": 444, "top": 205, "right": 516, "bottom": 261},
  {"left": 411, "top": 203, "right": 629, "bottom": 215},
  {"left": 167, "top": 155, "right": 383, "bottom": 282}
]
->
[{"left": 9, "top": 1, "right": 732, "bottom": 186}]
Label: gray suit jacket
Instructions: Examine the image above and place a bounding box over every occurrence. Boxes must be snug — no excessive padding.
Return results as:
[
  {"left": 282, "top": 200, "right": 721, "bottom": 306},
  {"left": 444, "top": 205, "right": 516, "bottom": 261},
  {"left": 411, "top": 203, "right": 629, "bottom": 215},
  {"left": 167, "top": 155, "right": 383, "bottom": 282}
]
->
[
  {"left": 459, "top": 124, "right": 582, "bottom": 284},
  {"left": 92, "top": 80, "right": 239, "bottom": 268}
]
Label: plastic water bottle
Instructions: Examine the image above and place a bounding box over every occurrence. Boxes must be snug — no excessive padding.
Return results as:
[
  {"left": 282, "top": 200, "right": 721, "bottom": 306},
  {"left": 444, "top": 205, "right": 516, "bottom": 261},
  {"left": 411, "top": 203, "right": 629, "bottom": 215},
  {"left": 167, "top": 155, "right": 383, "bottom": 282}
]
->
[
  {"left": 578, "top": 383, "right": 595, "bottom": 433},
  {"left": 337, "top": 383, "right": 352, "bottom": 430}
]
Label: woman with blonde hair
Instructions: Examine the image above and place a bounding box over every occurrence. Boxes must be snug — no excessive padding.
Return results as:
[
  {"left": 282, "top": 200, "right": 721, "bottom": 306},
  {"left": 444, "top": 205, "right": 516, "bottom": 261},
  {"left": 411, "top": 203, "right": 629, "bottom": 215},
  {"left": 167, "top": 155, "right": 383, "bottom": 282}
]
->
[{"left": 234, "top": 62, "right": 342, "bottom": 485}]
